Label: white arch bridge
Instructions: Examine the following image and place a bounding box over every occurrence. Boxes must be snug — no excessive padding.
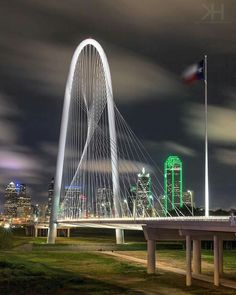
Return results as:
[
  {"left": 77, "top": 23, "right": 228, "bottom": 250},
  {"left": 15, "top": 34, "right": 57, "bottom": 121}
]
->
[
  {"left": 45, "top": 39, "right": 236, "bottom": 287},
  {"left": 48, "top": 38, "right": 193, "bottom": 244}
]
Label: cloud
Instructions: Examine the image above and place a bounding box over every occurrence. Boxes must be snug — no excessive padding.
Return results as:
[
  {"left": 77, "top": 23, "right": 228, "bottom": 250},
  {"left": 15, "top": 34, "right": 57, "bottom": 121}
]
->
[
  {"left": 1, "top": 37, "right": 183, "bottom": 103},
  {"left": 40, "top": 141, "right": 58, "bottom": 157},
  {"left": 0, "top": 93, "right": 22, "bottom": 118},
  {"left": 0, "top": 38, "right": 70, "bottom": 98},
  {"left": 0, "top": 168, "right": 44, "bottom": 189},
  {"left": 0, "top": 93, "right": 22, "bottom": 145},
  {"left": 145, "top": 140, "right": 196, "bottom": 157},
  {"left": 214, "top": 148, "right": 236, "bottom": 166},
  {"left": 0, "top": 120, "right": 19, "bottom": 145},
  {"left": 183, "top": 103, "right": 236, "bottom": 144},
  {"left": 24, "top": 0, "right": 235, "bottom": 46},
  {"left": 109, "top": 47, "right": 183, "bottom": 103},
  {"left": 0, "top": 93, "right": 48, "bottom": 192},
  {"left": 80, "top": 159, "right": 153, "bottom": 174},
  {"left": 0, "top": 146, "right": 51, "bottom": 190},
  {"left": 1, "top": 1, "right": 233, "bottom": 107},
  {"left": 0, "top": 150, "right": 41, "bottom": 171},
  {"left": 163, "top": 141, "right": 196, "bottom": 156}
]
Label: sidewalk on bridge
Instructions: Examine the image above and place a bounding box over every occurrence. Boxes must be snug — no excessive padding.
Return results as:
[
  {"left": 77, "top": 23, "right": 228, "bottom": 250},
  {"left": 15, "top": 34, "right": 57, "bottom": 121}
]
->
[{"left": 102, "top": 251, "right": 236, "bottom": 290}]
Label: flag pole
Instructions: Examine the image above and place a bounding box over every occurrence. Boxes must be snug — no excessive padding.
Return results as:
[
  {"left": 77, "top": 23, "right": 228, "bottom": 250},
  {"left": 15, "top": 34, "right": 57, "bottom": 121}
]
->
[{"left": 204, "top": 55, "right": 209, "bottom": 217}]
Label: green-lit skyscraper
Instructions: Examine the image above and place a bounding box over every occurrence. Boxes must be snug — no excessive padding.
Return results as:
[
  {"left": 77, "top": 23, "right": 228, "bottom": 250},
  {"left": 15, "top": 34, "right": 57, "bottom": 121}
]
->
[{"left": 164, "top": 156, "right": 183, "bottom": 214}]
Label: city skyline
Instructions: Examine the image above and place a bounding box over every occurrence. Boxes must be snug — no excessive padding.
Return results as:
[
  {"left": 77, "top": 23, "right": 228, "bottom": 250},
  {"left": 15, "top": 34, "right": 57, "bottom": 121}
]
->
[
  {"left": 0, "top": 155, "right": 187, "bottom": 216},
  {"left": 0, "top": 153, "right": 224, "bottom": 216},
  {"left": 0, "top": 1, "right": 235, "bottom": 210}
]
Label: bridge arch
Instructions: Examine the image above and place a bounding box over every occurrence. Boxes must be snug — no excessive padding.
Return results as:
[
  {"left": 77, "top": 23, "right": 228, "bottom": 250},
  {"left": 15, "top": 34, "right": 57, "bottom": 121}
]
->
[{"left": 47, "top": 39, "right": 122, "bottom": 243}]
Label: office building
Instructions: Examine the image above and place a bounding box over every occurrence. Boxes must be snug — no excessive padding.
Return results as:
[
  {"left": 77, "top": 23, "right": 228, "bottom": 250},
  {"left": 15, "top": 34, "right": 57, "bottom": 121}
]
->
[
  {"left": 164, "top": 156, "right": 183, "bottom": 214},
  {"left": 46, "top": 177, "right": 54, "bottom": 221},
  {"left": 135, "top": 168, "right": 154, "bottom": 217},
  {"left": 17, "top": 183, "right": 31, "bottom": 220},
  {"left": 4, "top": 182, "right": 18, "bottom": 218},
  {"left": 96, "top": 188, "right": 113, "bottom": 218}
]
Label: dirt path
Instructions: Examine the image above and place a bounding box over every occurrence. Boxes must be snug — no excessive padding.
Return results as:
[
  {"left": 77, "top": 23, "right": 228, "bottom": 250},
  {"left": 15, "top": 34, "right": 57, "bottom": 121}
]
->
[{"left": 102, "top": 251, "right": 236, "bottom": 290}]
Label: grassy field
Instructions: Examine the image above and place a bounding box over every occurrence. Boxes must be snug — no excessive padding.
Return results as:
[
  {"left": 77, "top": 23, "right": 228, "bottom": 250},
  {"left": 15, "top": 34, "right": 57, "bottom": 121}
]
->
[
  {"left": 118, "top": 249, "right": 236, "bottom": 279},
  {"left": 2, "top": 250, "right": 236, "bottom": 295},
  {"left": 0, "top": 228, "right": 236, "bottom": 294}
]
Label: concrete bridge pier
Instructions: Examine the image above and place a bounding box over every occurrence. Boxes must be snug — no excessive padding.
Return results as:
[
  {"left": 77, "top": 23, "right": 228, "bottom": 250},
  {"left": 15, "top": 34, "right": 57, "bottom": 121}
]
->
[
  {"left": 192, "top": 239, "right": 201, "bottom": 274},
  {"left": 142, "top": 225, "right": 232, "bottom": 288},
  {"left": 214, "top": 235, "right": 220, "bottom": 286},
  {"left": 147, "top": 239, "right": 156, "bottom": 274},
  {"left": 186, "top": 235, "right": 192, "bottom": 286},
  {"left": 67, "top": 228, "right": 71, "bottom": 238},
  {"left": 219, "top": 239, "right": 223, "bottom": 275},
  {"left": 35, "top": 226, "right": 38, "bottom": 238}
]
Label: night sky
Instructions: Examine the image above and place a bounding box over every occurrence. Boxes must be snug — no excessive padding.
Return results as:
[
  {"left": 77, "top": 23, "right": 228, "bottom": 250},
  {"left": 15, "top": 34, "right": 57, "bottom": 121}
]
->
[{"left": 0, "top": 0, "right": 235, "bottom": 210}]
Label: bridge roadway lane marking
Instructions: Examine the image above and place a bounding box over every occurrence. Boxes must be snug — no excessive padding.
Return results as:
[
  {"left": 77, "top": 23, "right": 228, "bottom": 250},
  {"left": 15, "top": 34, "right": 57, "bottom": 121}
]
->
[{"left": 102, "top": 251, "right": 236, "bottom": 290}]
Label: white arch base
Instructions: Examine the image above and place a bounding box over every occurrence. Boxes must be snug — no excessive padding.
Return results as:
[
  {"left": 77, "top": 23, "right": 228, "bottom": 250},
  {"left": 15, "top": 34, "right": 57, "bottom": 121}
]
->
[
  {"left": 116, "top": 229, "right": 125, "bottom": 244},
  {"left": 47, "top": 223, "right": 57, "bottom": 243}
]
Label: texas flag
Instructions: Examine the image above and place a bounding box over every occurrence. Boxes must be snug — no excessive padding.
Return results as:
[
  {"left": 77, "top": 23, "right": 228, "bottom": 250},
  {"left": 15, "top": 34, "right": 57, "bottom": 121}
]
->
[{"left": 182, "top": 60, "right": 204, "bottom": 83}]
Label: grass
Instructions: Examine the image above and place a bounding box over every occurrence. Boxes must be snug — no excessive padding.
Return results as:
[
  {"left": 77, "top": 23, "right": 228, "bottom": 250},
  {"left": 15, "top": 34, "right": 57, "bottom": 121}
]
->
[
  {"left": 1, "top": 250, "right": 236, "bottom": 295},
  {"left": 0, "top": 229, "right": 236, "bottom": 294},
  {"left": 0, "top": 250, "right": 144, "bottom": 295}
]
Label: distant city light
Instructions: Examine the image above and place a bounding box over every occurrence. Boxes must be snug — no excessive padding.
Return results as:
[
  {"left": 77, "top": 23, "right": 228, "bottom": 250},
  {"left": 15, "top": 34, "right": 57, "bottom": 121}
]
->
[{"left": 4, "top": 223, "right": 10, "bottom": 229}]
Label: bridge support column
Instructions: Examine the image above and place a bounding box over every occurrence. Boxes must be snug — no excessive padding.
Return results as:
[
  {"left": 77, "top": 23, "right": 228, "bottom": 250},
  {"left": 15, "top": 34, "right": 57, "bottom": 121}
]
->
[
  {"left": 186, "top": 235, "right": 192, "bottom": 286},
  {"left": 192, "top": 239, "right": 201, "bottom": 274},
  {"left": 67, "top": 228, "right": 71, "bottom": 238},
  {"left": 116, "top": 229, "right": 124, "bottom": 244},
  {"left": 214, "top": 235, "right": 220, "bottom": 286},
  {"left": 147, "top": 239, "right": 156, "bottom": 274},
  {"left": 35, "top": 226, "right": 38, "bottom": 238},
  {"left": 219, "top": 239, "right": 223, "bottom": 275},
  {"left": 47, "top": 223, "right": 57, "bottom": 244}
]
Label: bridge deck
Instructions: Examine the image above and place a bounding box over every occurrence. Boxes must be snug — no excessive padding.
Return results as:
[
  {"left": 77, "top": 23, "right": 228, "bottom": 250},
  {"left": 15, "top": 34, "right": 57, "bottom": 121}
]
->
[{"left": 55, "top": 216, "right": 236, "bottom": 233}]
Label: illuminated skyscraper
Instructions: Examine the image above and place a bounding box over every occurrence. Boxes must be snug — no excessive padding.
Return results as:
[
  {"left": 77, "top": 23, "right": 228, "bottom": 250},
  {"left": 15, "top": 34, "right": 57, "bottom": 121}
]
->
[
  {"left": 61, "top": 185, "right": 83, "bottom": 219},
  {"left": 34, "top": 203, "right": 48, "bottom": 222},
  {"left": 4, "top": 182, "right": 18, "bottom": 218},
  {"left": 183, "top": 190, "right": 195, "bottom": 215},
  {"left": 4, "top": 182, "right": 31, "bottom": 220},
  {"left": 164, "top": 156, "right": 183, "bottom": 214},
  {"left": 126, "top": 185, "right": 137, "bottom": 216},
  {"left": 46, "top": 178, "right": 54, "bottom": 220},
  {"left": 135, "top": 168, "right": 154, "bottom": 217},
  {"left": 17, "top": 183, "right": 31, "bottom": 220},
  {"left": 96, "top": 188, "right": 113, "bottom": 218}
]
